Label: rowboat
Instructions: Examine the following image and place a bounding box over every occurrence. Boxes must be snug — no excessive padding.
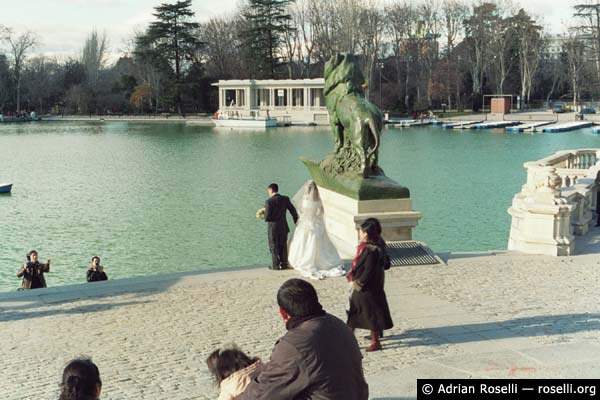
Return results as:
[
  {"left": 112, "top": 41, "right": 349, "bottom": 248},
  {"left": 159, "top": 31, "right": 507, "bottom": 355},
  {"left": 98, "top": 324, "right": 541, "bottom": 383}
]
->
[{"left": 0, "top": 183, "right": 13, "bottom": 193}]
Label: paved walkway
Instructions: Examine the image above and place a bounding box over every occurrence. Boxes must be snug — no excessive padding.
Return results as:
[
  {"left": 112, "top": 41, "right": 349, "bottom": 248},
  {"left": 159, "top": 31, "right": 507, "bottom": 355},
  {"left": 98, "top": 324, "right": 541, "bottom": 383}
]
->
[{"left": 2, "top": 249, "right": 600, "bottom": 399}]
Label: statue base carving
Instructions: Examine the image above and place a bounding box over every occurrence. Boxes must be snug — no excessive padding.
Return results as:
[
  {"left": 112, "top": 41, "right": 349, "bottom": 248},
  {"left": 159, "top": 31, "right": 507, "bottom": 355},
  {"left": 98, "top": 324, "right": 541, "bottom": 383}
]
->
[{"left": 302, "top": 158, "right": 410, "bottom": 201}]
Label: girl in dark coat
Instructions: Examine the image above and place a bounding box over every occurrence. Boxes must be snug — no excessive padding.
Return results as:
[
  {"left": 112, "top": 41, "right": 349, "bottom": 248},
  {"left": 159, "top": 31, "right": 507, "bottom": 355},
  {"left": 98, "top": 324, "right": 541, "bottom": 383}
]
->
[{"left": 347, "top": 218, "right": 393, "bottom": 352}]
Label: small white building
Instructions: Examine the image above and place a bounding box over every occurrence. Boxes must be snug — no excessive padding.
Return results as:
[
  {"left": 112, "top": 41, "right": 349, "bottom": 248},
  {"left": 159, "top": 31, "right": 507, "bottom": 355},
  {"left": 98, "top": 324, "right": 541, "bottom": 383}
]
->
[{"left": 212, "top": 79, "right": 328, "bottom": 124}]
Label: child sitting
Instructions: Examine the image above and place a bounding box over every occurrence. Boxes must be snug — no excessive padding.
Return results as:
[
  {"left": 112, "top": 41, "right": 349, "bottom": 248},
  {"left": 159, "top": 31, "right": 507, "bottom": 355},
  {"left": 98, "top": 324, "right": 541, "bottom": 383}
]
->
[{"left": 206, "top": 346, "right": 262, "bottom": 400}]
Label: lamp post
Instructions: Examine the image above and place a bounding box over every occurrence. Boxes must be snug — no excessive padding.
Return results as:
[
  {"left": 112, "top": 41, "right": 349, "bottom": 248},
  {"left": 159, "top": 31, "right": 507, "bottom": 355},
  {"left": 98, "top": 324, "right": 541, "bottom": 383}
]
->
[{"left": 377, "top": 61, "right": 384, "bottom": 108}]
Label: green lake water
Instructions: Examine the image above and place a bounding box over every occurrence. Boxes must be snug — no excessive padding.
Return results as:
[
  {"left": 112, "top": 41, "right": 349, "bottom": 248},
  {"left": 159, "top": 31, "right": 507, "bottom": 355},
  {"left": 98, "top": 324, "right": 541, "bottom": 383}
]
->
[{"left": 0, "top": 121, "right": 598, "bottom": 291}]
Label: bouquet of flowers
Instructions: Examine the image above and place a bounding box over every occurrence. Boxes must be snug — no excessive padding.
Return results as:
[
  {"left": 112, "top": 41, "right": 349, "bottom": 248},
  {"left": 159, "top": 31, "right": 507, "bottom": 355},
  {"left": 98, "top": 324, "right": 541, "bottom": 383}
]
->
[{"left": 256, "top": 207, "right": 266, "bottom": 220}]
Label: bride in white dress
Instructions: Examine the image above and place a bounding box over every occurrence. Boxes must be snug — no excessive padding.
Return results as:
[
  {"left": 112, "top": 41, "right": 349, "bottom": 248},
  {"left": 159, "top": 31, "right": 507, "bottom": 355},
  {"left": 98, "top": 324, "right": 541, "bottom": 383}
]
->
[{"left": 288, "top": 181, "right": 346, "bottom": 279}]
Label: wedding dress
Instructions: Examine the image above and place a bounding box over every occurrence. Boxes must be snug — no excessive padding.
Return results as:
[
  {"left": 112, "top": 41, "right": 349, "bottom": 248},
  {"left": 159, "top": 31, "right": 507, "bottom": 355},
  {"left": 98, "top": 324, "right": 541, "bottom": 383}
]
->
[{"left": 288, "top": 183, "right": 346, "bottom": 279}]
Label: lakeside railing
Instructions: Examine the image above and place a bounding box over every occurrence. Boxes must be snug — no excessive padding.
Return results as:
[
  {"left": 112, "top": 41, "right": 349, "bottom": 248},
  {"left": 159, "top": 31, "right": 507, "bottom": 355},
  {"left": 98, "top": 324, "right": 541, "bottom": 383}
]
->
[
  {"left": 508, "top": 149, "right": 600, "bottom": 256},
  {"left": 535, "top": 149, "right": 598, "bottom": 188}
]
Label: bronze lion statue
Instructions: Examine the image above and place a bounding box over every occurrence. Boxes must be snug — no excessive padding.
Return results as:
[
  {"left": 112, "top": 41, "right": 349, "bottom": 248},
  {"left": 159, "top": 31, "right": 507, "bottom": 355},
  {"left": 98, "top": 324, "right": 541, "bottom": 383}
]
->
[{"left": 322, "top": 53, "right": 383, "bottom": 177}]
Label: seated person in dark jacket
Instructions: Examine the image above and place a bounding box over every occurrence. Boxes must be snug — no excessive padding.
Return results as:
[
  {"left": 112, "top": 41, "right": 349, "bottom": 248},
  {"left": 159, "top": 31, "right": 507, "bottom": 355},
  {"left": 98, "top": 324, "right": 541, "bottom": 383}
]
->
[
  {"left": 17, "top": 250, "right": 50, "bottom": 290},
  {"left": 239, "top": 278, "right": 368, "bottom": 400},
  {"left": 87, "top": 256, "right": 108, "bottom": 282}
]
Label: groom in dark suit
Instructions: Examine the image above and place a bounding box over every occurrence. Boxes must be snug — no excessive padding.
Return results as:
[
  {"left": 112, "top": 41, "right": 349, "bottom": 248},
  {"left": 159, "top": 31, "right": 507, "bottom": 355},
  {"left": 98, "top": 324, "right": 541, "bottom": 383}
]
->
[{"left": 265, "top": 183, "right": 299, "bottom": 270}]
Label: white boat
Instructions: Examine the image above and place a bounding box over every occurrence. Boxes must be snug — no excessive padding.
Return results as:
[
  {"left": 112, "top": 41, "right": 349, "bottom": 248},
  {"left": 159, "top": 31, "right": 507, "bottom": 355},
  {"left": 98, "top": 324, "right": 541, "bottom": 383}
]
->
[
  {"left": 212, "top": 110, "right": 278, "bottom": 128},
  {"left": 212, "top": 117, "right": 278, "bottom": 128}
]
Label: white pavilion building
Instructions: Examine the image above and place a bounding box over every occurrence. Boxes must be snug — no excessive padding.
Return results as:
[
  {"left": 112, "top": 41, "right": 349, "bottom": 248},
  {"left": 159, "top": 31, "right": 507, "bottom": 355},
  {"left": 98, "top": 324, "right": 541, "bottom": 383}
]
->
[{"left": 212, "top": 79, "right": 328, "bottom": 124}]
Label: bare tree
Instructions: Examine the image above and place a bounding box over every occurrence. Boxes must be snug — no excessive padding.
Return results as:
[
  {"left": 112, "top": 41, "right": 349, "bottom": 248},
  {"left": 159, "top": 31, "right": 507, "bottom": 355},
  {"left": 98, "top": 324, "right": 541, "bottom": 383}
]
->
[
  {"left": 0, "top": 54, "right": 11, "bottom": 114},
  {"left": 201, "top": 16, "right": 246, "bottom": 78},
  {"left": 489, "top": 1, "right": 518, "bottom": 96},
  {"left": 489, "top": 16, "right": 515, "bottom": 95},
  {"left": 565, "top": 33, "right": 587, "bottom": 110},
  {"left": 24, "top": 56, "right": 52, "bottom": 114},
  {"left": 335, "top": 0, "right": 362, "bottom": 54},
  {"left": 356, "top": 0, "right": 384, "bottom": 100},
  {"left": 1, "top": 28, "right": 38, "bottom": 112},
  {"left": 512, "top": 9, "right": 543, "bottom": 107},
  {"left": 441, "top": 0, "right": 467, "bottom": 109},
  {"left": 290, "top": 0, "right": 316, "bottom": 77},
  {"left": 307, "top": 0, "right": 337, "bottom": 61},
  {"left": 418, "top": 0, "right": 442, "bottom": 108},
  {"left": 464, "top": 2, "right": 499, "bottom": 110},
  {"left": 81, "top": 30, "right": 108, "bottom": 87},
  {"left": 282, "top": 5, "right": 301, "bottom": 78},
  {"left": 573, "top": 3, "right": 600, "bottom": 85},
  {"left": 385, "top": 1, "right": 420, "bottom": 111},
  {"left": 540, "top": 36, "right": 566, "bottom": 104}
]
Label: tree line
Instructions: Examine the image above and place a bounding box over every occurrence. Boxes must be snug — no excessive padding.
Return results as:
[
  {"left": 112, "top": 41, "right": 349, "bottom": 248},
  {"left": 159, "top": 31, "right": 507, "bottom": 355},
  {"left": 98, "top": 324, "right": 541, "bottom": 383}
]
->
[{"left": 1, "top": 0, "right": 600, "bottom": 116}]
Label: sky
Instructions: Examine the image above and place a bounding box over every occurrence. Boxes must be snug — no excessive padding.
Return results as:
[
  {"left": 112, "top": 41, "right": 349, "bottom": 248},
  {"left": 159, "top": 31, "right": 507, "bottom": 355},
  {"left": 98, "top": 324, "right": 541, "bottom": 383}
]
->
[{"left": 0, "top": 0, "right": 582, "bottom": 62}]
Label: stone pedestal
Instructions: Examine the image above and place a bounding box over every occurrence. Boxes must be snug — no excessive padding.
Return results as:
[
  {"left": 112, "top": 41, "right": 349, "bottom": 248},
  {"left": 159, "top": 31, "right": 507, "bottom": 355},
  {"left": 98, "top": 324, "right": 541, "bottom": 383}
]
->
[
  {"left": 507, "top": 165, "right": 574, "bottom": 256},
  {"left": 508, "top": 200, "right": 574, "bottom": 256},
  {"left": 318, "top": 186, "right": 422, "bottom": 259}
]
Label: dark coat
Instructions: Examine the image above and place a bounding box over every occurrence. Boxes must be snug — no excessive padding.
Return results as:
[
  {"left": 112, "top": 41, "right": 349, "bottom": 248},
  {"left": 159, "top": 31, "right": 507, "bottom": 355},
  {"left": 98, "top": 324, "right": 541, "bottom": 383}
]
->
[
  {"left": 87, "top": 269, "right": 108, "bottom": 282},
  {"left": 347, "top": 244, "right": 393, "bottom": 331},
  {"left": 265, "top": 194, "right": 298, "bottom": 234},
  {"left": 239, "top": 313, "right": 369, "bottom": 400},
  {"left": 17, "top": 261, "right": 50, "bottom": 289}
]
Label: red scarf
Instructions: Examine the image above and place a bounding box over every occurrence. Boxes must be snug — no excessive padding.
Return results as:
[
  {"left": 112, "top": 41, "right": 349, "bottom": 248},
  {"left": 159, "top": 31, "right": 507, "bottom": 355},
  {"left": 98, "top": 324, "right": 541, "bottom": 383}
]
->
[{"left": 347, "top": 242, "right": 367, "bottom": 282}]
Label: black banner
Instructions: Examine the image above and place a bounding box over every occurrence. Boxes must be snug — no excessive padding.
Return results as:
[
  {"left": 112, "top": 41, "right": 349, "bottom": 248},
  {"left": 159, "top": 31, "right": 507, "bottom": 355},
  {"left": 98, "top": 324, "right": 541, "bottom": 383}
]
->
[{"left": 418, "top": 379, "right": 598, "bottom": 399}]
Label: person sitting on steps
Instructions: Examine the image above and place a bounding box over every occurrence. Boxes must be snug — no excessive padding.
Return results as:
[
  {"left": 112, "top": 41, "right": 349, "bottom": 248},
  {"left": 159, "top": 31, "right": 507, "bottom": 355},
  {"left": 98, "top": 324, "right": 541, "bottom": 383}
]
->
[
  {"left": 207, "top": 346, "right": 263, "bottom": 400},
  {"left": 239, "top": 278, "right": 368, "bottom": 399},
  {"left": 59, "top": 358, "right": 102, "bottom": 400}
]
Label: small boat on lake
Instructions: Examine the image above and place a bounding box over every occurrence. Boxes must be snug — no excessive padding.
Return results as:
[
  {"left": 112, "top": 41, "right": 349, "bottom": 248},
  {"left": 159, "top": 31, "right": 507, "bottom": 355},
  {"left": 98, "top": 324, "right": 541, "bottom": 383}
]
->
[
  {"left": 0, "top": 112, "right": 42, "bottom": 123},
  {"left": 212, "top": 110, "right": 277, "bottom": 129},
  {"left": 0, "top": 183, "right": 13, "bottom": 193}
]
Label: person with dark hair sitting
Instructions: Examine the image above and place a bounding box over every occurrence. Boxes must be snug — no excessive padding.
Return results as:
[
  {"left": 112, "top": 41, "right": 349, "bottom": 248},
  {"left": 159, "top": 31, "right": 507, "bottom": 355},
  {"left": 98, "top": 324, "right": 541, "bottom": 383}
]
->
[
  {"left": 207, "top": 346, "right": 263, "bottom": 400},
  {"left": 239, "top": 278, "right": 368, "bottom": 400},
  {"left": 347, "top": 218, "right": 394, "bottom": 352},
  {"left": 264, "top": 183, "right": 298, "bottom": 270},
  {"left": 17, "top": 250, "right": 50, "bottom": 290},
  {"left": 59, "top": 357, "right": 102, "bottom": 400},
  {"left": 87, "top": 256, "right": 108, "bottom": 282}
]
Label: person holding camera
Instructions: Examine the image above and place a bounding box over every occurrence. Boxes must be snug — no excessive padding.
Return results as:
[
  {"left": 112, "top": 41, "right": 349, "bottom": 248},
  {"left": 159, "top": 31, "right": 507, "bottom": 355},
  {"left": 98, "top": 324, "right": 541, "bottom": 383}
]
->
[
  {"left": 87, "top": 256, "right": 108, "bottom": 282},
  {"left": 17, "top": 250, "right": 50, "bottom": 290}
]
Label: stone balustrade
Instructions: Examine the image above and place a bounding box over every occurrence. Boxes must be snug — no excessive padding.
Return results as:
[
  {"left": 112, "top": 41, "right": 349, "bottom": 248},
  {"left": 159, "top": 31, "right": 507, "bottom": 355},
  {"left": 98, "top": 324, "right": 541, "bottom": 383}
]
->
[{"left": 508, "top": 149, "right": 600, "bottom": 256}]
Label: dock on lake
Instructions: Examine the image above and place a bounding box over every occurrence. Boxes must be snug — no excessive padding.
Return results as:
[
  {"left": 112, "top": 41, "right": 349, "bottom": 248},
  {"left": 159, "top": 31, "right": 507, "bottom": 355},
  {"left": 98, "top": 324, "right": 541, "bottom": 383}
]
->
[
  {"left": 542, "top": 121, "right": 594, "bottom": 133},
  {"left": 470, "top": 121, "right": 520, "bottom": 129},
  {"left": 442, "top": 120, "right": 484, "bottom": 129},
  {"left": 505, "top": 121, "right": 555, "bottom": 132},
  {"left": 388, "top": 119, "right": 433, "bottom": 128}
]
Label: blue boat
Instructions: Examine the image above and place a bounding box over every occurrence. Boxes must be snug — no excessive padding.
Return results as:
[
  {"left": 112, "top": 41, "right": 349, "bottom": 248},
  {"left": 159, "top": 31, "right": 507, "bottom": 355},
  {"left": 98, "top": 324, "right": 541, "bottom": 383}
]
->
[{"left": 0, "top": 183, "right": 13, "bottom": 193}]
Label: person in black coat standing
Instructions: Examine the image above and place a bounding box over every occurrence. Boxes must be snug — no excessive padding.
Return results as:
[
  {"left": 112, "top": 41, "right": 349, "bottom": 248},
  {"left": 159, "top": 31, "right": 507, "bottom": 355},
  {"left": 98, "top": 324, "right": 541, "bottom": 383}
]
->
[
  {"left": 87, "top": 256, "right": 108, "bottom": 282},
  {"left": 347, "top": 218, "right": 393, "bottom": 352},
  {"left": 265, "top": 183, "right": 299, "bottom": 270}
]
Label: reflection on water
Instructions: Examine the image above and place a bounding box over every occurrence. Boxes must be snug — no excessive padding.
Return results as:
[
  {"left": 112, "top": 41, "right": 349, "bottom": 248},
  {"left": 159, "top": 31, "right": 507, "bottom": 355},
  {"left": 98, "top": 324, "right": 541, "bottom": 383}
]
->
[{"left": 0, "top": 121, "right": 598, "bottom": 291}]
